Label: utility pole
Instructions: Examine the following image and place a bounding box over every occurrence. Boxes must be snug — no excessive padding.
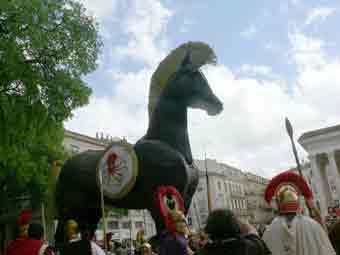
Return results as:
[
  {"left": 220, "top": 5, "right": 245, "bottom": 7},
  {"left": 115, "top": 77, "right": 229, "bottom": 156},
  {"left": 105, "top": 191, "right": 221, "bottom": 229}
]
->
[
  {"left": 143, "top": 210, "right": 147, "bottom": 237},
  {"left": 192, "top": 197, "right": 202, "bottom": 230},
  {"left": 205, "top": 152, "right": 212, "bottom": 213}
]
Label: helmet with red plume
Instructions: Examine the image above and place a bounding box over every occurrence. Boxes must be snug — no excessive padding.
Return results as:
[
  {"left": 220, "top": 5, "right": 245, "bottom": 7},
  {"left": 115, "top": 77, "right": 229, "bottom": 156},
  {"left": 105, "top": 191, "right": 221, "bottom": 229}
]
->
[
  {"left": 155, "top": 186, "right": 186, "bottom": 236},
  {"left": 264, "top": 171, "right": 313, "bottom": 214},
  {"left": 16, "top": 210, "right": 32, "bottom": 237}
]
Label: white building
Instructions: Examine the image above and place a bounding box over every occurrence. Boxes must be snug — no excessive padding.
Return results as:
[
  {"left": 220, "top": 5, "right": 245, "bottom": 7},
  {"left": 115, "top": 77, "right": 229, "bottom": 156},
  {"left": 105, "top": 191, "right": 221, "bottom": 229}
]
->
[
  {"left": 188, "top": 159, "right": 250, "bottom": 231},
  {"left": 299, "top": 124, "right": 340, "bottom": 218},
  {"left": 244, "top": 172, "right": 273, "bottom": 225},
  {"left": 98, "top": 210, "right": 156, "bottom": 242}
]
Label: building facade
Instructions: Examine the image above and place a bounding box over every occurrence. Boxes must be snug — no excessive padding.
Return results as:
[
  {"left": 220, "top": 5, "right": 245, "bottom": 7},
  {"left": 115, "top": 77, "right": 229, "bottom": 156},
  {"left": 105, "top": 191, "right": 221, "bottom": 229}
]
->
[
  {"left": 299, "top": 124, "right": 340, "bottom": 218},
  {"left": 244, "top": 172, "right": 273, "bottom": 225},
  {"left": 188, "top": 159, "right": 251, "bottom": 231}
]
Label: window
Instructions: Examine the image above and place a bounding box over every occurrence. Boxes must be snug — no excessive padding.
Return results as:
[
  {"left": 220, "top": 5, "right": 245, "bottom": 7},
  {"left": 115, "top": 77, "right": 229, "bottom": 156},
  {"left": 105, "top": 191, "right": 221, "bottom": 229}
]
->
[
  {"left": 70, "top": 144, "right": 80, "bottom": 153},
  {"left": 135, "top": 221, "right": 143, "bottom": 229},
  {"left": 217, "top": 181, "right": 222, "bottom": 191},
  {"left": 224, "top": 182, "right": 228, "bottom": 192},
  {"left": 108, "top": 221, "right": 119, "bottom": 229},
  {"left": 122, "top": 222, "right": 131, "bottom": 229},
  {"left": 188, "top": 217, "right": 193, "bottom": 226}
]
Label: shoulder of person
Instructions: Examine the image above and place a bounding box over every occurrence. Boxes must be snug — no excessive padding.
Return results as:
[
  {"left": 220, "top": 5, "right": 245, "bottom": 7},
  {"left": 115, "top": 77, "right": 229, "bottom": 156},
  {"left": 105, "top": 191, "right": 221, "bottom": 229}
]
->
[
  {"left": 39, "top": 242, "right": 55, "bottom": 255},
  {"left": 242, "top": 234, "right": 271, "bottom": 255},
  {"left": 90, "top": 241, "right": 106, "bottom": 255}
]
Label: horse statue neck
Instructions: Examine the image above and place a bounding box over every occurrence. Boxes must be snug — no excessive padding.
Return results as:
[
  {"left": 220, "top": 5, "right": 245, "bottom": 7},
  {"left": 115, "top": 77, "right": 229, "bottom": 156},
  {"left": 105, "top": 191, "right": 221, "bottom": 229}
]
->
[{"left": 145, "top": 91, "right": 193, "bottom": 164}]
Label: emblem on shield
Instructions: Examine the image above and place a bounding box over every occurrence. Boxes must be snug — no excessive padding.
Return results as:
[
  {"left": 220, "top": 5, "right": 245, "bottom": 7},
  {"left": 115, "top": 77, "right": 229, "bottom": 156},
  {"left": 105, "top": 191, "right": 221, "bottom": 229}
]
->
[{"left": 97, "top": 140, "right": 138, "bottom": 199}]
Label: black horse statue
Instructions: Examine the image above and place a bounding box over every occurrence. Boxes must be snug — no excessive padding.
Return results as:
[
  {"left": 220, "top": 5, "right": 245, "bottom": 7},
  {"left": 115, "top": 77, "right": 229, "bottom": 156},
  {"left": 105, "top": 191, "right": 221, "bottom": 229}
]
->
[{"left": 55, "top": 42, "right": 223, "bottom": 243}]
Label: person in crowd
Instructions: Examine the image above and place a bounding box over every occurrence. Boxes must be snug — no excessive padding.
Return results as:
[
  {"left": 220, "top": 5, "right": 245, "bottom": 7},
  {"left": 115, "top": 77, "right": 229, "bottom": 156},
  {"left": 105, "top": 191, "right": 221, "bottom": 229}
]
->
[
  {"left": 27, "top": 223, "right": 55, "bottom": 255},
  {"left": 188, "top": 232, "right": 200, "bottom": 253},
  {"left": 114, "top": 242, "right": 122, "bottom": 255},
  {"left": 159, "top": 210, "right": 191, "bottom": 255},
  {"left": 140, "top": 242, "right": 157, "bottom": 255},
  {"left": 257, "top": 224, "right": 266, "bottom": 238},
  {"left": 135, "top": 229, "right": 146, "bottom": 255},
  {"left": 105, "top": 232, "right": 114, "bottom": 254},
  {"left": 194, "top": 209, "right": 270, "bottom": 255},
  {"left": 329, "top": 220, "right": 340, "bottom": 255},
  {"left": 5, "top": 214, "right": 54, "bottom": 255},
  {"left": 62, "top": 219, "right": 105, "bottom": 255},
  {"left": 262, "top": 171, "right": 335, "bottom": 255},
  {"left": 197, "top": 231, "right": 208, "bottom": 249},
  {"left": 5, "top": 210, "right": 32, "bottom": 255}
]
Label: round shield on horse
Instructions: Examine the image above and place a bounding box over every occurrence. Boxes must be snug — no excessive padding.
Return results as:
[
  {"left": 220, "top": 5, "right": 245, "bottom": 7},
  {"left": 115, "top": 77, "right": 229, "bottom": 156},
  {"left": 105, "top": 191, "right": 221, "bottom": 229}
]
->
[{"left": 96, "top": 140, "right": 138, "bottom": 199}]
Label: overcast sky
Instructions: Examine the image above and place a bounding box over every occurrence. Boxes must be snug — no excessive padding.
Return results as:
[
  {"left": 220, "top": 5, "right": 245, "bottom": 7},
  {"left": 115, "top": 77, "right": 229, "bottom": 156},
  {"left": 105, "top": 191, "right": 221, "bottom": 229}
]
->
[{"left": 65, "top": 0, "right": 340, "bottom": 178}]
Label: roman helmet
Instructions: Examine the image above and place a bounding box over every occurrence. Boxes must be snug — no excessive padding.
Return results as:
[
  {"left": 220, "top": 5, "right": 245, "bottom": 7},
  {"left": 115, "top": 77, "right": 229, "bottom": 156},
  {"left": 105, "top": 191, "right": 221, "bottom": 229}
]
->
[
  {"left": 264, "top": 171, "right": 313, "bottom": 214},
  {"left": 65, "top": 219, "right": 79, "bottom": 241},
  {"left": 155, "top": 186, "right": 187, "bottom": 235},
  {"left": 16, "top": 210, "right": 32, "bottom": 238}
]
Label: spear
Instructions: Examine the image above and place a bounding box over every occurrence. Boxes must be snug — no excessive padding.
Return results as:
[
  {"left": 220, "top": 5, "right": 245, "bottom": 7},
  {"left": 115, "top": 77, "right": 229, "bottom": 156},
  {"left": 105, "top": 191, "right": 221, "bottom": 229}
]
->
[
  {"left": 285, "top": 117, "right": 316, "bottom": 218},
  {"left": 285, "top": 117, "right": 303, "bottom": 177}
]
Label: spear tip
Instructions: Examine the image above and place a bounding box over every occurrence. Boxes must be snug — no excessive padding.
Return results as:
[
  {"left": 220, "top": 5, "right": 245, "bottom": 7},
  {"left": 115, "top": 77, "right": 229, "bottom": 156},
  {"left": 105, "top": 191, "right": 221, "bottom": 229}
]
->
[{"left": 285, "top": 117, "right": 293, "bottom": 138}]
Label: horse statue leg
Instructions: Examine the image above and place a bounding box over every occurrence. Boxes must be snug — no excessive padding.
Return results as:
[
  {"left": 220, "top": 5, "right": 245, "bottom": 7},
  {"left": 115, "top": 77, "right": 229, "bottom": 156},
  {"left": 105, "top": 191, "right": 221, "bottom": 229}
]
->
[{"left": 183, "top": 165, "right": 199, "bottom": 213}]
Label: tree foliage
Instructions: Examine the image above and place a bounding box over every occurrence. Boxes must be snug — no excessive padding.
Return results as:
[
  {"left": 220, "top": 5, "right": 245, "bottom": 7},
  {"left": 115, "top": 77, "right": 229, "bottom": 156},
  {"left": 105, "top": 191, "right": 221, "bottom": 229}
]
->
[{"left": 0, "top": 0, "right": 102, "bottom": 211}]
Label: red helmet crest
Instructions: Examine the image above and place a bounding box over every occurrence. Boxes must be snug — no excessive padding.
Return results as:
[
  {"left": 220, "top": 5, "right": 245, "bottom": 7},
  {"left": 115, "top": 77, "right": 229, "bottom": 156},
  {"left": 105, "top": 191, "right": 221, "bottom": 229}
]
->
[
  {"left": 155, "top": 186, "right": 185, "bottom": 235},
  {"left": 264, "top": 171, "right": 313, "bottom": 213}
]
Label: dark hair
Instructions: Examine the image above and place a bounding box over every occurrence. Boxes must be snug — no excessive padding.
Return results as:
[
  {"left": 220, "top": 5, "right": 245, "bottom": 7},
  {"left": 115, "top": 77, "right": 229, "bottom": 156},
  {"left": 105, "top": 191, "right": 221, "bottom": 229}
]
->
[
  {"left": 28, "top": 223, "right": 44, "bottom": 240},
  {"left": 205, "top": 209, "right": 241, "bottom": 240}
]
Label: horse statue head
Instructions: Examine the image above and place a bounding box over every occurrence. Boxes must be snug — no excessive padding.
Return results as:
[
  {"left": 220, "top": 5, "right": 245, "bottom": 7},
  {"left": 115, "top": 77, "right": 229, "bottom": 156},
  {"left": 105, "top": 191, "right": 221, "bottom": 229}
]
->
[
  {"left": 148, "top": 41, "right": 223, "bottom": 119},
  {"left": 165, "top": 50, "right": 223, "bottom": 116}
]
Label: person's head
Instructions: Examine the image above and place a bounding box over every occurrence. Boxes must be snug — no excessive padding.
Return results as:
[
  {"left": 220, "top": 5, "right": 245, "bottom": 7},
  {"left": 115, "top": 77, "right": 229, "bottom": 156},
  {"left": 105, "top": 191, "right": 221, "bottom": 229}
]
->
[
  {"left": 136, "top": 229, "right": 145, "bottom": 243},
  {"left": 28, "top": 223, "right": 44, "bottom": 240},
  {"left": 169, "top": 210, "right": 188, "bottom": 235},
  {"left": 276, "top": 186, "right": 299, "bottom": 215},
  {"left": 65, "top": 219, "right": 79, "bottom": 240},
  {"left": 205, "top": 209, "right": 241, "bottom": 241},
  {"left": 16, "top": 210, "right": 32, "bottom": 238},
  {"left": 114, "top": 241, "right": 122, "bottom": 249},
  {"left": 140, "top": 243, "right": 152, "bottom": 255}
]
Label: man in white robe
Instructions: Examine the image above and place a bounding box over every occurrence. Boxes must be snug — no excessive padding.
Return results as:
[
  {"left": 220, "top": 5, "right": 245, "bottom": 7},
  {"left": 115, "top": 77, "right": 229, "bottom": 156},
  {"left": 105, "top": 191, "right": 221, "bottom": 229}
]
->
[
  {"left": 263, "top": 214, "right": 335, "bottom": 255},
  {"left": 262, "top": 171, "right": 335, "bottom": 255}
]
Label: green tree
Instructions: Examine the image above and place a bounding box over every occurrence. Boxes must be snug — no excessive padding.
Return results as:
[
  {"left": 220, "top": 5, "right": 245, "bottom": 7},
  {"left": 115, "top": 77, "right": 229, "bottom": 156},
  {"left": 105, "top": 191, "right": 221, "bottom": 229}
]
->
[{"left": 0, "top": 0, "right": 102, "bottom": 212}]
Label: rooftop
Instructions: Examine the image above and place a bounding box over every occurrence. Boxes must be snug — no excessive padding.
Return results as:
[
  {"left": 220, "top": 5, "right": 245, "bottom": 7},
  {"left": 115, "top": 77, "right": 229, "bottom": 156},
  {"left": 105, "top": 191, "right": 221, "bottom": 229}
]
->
[
  {"left": 64, "top": 129, "right": 120, "bottom": 147},
  {"left": 299, "top": 124, "right": 340, "bottom": 142}
]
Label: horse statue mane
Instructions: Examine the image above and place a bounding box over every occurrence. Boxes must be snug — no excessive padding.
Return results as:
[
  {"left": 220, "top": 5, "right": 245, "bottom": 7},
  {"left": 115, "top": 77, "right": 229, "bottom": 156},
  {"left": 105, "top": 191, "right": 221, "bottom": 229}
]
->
[{"left": 148, "top": 41, "right": 217, "bottom": 117}]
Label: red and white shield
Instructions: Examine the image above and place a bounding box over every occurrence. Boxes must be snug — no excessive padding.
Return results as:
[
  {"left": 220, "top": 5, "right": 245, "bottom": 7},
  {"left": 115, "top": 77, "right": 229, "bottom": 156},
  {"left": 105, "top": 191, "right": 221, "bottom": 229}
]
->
[{"left": 96, "top": 140, "right": 138, "bottom": 199}]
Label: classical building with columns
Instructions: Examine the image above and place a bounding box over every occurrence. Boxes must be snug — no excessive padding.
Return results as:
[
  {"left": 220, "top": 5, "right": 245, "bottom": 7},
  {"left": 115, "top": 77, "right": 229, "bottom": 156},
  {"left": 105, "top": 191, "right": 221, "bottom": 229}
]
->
[{"left": 299, "top": 124, "right": 340, "bottom": 218}]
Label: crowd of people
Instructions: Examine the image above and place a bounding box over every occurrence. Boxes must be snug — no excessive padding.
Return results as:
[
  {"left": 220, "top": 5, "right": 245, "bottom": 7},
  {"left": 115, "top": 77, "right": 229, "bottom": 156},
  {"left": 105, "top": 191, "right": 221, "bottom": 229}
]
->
[
  {"left": 4, "top": 208, "right": 340, "bottom": 255},
  {"left": 4, "top": 171, "right": 340, "bottom": 255}
]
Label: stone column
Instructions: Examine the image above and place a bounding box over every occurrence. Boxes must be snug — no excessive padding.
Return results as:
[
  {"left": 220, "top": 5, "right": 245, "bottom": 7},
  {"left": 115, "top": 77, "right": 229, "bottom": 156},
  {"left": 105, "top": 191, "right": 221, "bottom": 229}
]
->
[
  {"left": 310, "top": 155, "right": 330, "bottom": 216},
  {"left": 327, "top": 151, "right": 340, "bottom": 201}
]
